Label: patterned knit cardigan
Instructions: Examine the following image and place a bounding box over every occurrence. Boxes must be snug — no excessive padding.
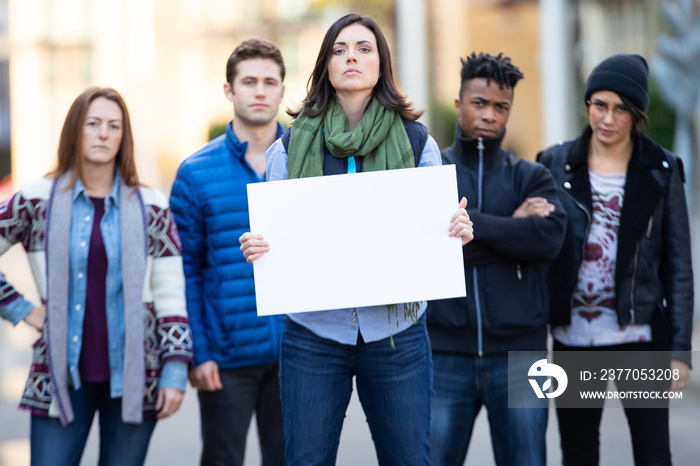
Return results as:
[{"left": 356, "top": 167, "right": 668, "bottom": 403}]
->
[{"left": 0, "top": 174, "right": 194, "bottom": 424}]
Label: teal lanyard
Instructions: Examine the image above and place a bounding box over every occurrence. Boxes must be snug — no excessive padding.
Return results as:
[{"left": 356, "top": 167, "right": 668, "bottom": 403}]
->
[{"left": 347, "top": 156, "right": 356, "bottom": 174}]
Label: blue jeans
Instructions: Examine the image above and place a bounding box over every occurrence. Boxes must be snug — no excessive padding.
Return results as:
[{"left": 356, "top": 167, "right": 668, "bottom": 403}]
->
[
  {"left": 197, "top": 365, "right": 285, "bottom": 466},
  {"left": 279, "top": 316, "right": 432, "bottom": 466},
  {"left": 30, "top": 383, "right": 156, "bottom": 466},
  {"left": 430, "top": 352, "right": 548, "bottom": 466}
]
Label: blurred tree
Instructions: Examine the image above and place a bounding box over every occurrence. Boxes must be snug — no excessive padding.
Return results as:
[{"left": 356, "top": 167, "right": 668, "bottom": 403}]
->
[
  {"left": 208, "top": 121, "right": 228, "bottom": 141},
  {"left": 645, "top": 75, "right": 676, "bottom": 151},
  {"left": 430, "top": 100, "right": 457, "bottom": 150}
]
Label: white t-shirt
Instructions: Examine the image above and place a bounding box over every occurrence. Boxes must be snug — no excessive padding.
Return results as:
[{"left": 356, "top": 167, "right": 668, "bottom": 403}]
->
[{"left": 553, "top": 169, "right": 652, "bottom": 346}]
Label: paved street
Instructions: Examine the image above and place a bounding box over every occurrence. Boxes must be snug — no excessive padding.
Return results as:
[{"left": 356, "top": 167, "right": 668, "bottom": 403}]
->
[{"left": 2, "top": 244, "right": 700, "bottom": 465}]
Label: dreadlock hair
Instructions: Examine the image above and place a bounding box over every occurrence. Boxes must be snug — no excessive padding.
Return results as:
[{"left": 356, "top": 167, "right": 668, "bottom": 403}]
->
[{"left": 459, "top": 52, "right": 524, "bottom": 98}]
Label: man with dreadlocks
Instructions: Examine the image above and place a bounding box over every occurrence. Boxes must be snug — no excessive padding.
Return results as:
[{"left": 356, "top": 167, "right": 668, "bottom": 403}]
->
[{"left": 426, "top": 52, "right": 566, "bottom": 466}]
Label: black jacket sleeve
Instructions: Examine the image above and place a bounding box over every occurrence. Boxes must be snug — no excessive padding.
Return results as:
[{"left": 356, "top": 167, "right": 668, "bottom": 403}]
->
[
  {"left": 467, "top": 163, "right": 566, "bottom": 262},
  {"left": 661, "top": 153, "right": 694, "bottom": 363}
]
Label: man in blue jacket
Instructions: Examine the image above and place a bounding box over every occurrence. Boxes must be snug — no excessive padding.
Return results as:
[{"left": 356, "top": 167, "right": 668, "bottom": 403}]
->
[
  {"left": 426, "top": 52, "right": 566, "bottom": 466},
  {"left": 170, "top": 38, "right": 286, "bottom": 466}
]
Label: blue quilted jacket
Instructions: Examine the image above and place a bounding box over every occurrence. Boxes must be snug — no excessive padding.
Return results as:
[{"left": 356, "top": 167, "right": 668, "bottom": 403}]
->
[{"left": 170, "top": 121, "right": 285, "bottom": 368}]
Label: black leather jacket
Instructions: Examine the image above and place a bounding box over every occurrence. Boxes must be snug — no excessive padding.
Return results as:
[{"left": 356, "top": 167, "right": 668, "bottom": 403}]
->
[
  {"left": 538, "top": 127, "right": 694, "bottom": 364},
  {"left": 427, "top": 129, "right": 566, "bottom": 355}
]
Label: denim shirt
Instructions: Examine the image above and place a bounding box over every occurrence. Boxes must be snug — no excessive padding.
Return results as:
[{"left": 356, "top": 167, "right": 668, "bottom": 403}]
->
[
  {"left": 264, "top": 135, "right": 441, "bottom": 345},
  {"left": 1, "top": 285, "right": 34, "bottom": 324},
  {"left": 67, "top": 174, "right": 186, "bottom": 395}
]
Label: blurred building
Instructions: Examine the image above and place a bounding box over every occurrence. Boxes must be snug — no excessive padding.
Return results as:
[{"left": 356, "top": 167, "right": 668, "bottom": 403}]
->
[
  {"left": 0, "top": 0, "right": 9, "bottom": 199},
  {"left": 428, "top": 0, "right": 664, "bottom": 158},
  {"left": 1, "top": 0, "right": 669, "bottom": 194},
  {"left": 5, "top": 0, "right": 329, "bottom": 192}
]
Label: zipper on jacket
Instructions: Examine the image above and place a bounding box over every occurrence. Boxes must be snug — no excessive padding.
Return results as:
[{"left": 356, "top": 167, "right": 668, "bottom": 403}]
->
[
  {"left": 562, "top": 190, "right": 592, "bottom": 260},
  {"left": 516, "top": 263, "right": 522, "bottom": 280},
  {"left": 474, "top": 137, "right": 485, "bottom": 357},
  {"left": 562, "top": 189, "right": 593, "bottom": 308},
  {"left": 629, "top": 242, "right": 641, "bottom": 324},
  {"left": 629, "top": 216, "right": 652, "bottom": 325}
]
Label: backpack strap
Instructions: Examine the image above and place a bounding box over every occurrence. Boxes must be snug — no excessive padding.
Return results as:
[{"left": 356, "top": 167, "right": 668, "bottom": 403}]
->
[
  {"left": 281, "top": 126, "right": 292, "bottom": 153},
  {"left": 402, "top": 120, "right": 428, "bottom": 167}
]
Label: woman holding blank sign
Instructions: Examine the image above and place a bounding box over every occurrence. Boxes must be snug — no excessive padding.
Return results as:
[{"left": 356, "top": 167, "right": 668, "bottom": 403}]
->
[{"left": 239, "top": 13, "right": 473, "bottom": 466}]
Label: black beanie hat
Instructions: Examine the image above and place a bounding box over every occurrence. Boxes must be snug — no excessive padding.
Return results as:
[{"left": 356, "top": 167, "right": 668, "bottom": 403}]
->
[{"left": 583, "top": 53, "right": 649, "bottom": 112}]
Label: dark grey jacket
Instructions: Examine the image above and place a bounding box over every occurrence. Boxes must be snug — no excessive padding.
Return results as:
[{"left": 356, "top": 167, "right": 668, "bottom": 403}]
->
[
  {"left": 427, "top": 129, "right": 566, "bottom": 355},
  {"left": 537, "top": 126, "right": 694, "bottom": 364}
]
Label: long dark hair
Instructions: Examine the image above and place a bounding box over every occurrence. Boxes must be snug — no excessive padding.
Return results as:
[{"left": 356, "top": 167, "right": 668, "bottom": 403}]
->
[
  {"left": 288, "top": 13, "right": 422, "bottom": 121},
  {"left": 619, "top": 95, "right": 649, "bottom": 138},
  {"left": 49, "top": 87, "right": 139, "bottom": 187}
]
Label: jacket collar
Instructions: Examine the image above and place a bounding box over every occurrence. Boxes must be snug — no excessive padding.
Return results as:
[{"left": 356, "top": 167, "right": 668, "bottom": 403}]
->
[
  {"left": 72, "top": 170, "right": 121, "bottom": 207},
  {"left": 450, "top": 124, "right": 507, "bottom": 169},
  {"left": 225, "top": 120, "right": 285, "bottom": 160},
  {"left": 565, "top": 125, "right": 669, "bottom": 289},
  {"left": 618, "top": 131, "right": 667, "bottom": 288},
  {"left": 564, "top": 126, "right": 591, "bottom": 171},
  {"left": 565, "top": 126, "right": 669, "bottom": 172}
]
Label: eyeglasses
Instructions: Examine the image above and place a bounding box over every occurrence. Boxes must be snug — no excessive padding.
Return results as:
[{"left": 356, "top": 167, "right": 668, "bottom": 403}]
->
[{"left": 587, "top": 100, "right": 630, "bottom": 118}]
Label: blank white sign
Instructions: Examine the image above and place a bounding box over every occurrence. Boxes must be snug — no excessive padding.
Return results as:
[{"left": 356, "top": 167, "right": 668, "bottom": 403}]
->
[{"left": 247, "top": 164, "right": 466, "bottom": 316}]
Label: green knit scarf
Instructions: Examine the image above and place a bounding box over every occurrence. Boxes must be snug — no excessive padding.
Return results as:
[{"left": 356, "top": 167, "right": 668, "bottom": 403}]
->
[{"left": 287, "top": 98, "right": 414, "bottom": 179}]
